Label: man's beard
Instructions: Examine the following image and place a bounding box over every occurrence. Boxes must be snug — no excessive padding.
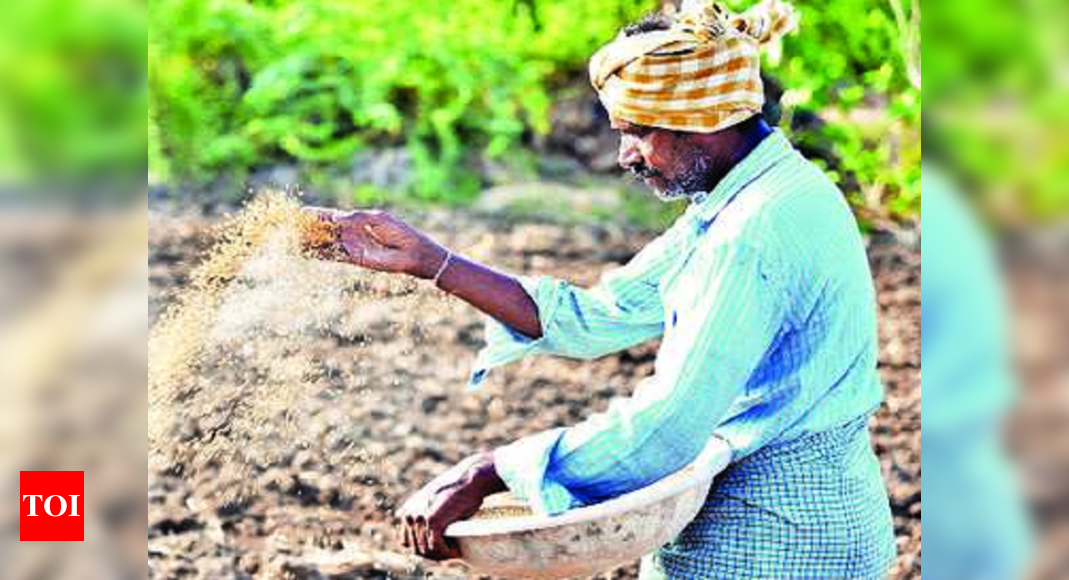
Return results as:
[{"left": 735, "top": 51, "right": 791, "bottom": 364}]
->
[
  {"left": 632, "top": 155, "right": 711, "bottom": 202},
  {"left": 659, "top": 155, "right": 711, "bottom": 201}
]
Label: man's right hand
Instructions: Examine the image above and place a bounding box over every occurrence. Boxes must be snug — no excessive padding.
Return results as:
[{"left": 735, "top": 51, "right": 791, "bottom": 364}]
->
[
  {"left": 303, "top": 208, "right": 449, "bottom": 279},
  {"left": 303, "top": 206, "right": 543, "bottom": 339}
]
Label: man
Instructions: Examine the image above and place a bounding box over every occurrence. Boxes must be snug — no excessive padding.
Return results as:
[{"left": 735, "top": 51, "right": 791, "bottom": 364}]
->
[{"left": 311, "top": 0, "right": 896, "bottom": 576}]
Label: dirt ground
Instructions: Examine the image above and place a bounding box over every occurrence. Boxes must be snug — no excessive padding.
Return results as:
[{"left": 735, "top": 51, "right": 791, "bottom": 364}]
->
[{"left": 148, "top": 206, "right": 925, "bottom": 580}]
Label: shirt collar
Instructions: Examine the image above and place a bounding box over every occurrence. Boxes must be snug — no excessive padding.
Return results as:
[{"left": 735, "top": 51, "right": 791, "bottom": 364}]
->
[{"left": 686, "top": 129, "right": 794, "bottom": 226}]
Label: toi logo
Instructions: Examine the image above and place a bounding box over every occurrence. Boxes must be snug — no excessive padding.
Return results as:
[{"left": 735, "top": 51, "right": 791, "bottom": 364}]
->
[{"left": 20, "top": 471, "right": 84, "bottom": 541}]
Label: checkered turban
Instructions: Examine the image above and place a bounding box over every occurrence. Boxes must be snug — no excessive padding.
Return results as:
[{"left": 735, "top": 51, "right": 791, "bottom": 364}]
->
[{"left": 589, "top": 0, "right": 799, "bottom": 133}]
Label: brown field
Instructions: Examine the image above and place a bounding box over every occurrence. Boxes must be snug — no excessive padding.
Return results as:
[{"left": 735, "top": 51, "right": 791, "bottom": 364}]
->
[{"left": 148, "top": 205, "right": 928, "bottom": 580}]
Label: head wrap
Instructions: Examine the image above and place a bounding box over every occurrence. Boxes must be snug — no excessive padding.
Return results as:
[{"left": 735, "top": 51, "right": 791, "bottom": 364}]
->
[{"left": 589, "top": 0, "right": 798, "bottom": 133}]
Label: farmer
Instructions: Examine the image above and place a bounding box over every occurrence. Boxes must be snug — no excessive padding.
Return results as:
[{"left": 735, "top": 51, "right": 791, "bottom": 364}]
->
[{"left": 310, "top": 0, "right": 896, "bottom": 576}]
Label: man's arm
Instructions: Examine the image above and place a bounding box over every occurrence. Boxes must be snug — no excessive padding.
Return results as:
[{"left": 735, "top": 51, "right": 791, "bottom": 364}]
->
[
  {"left": 432, "top": 252, "right": 543, "bottom": 340},
  {"left": 305, "top": 208, "right": 542, "bottom": 338},
  {"left": 494, "top": 240, "right": 787, "bottom": 514},
  {"left": 308, "top": 207, "right": 675, "bottom": 365}
]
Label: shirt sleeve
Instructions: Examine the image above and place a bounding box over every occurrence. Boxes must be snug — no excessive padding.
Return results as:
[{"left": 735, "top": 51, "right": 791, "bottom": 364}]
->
[
  {"left": 493, "top": 241, "right": 788, "bottom": 515},
  {"left": 467, "top": 225, "right": 685, "bottom": 390}
]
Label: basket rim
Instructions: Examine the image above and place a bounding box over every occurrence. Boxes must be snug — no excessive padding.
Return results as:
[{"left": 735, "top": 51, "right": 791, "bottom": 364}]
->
[{"left": 445, "top": 436, "right": 732, "bottom": 538}]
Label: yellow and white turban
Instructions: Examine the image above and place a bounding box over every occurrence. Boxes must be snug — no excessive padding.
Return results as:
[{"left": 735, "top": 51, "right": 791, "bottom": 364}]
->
[{"left": 589, "top": 0, "right": 799, "bottom": 133}]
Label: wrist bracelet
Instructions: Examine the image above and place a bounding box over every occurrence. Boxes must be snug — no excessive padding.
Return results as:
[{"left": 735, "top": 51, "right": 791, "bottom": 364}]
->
[{"left": 431, "top": 249, "right": 454, "bottom": 286}]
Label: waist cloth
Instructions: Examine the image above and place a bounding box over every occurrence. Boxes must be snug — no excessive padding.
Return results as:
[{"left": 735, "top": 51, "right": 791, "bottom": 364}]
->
[{"left": 638, "top": 415, "right": 896, "bottom": 579}]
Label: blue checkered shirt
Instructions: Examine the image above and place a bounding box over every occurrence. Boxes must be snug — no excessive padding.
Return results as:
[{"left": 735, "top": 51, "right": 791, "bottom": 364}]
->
[{"left": 472, "top": 131, "right": 885, "bottom": 519}]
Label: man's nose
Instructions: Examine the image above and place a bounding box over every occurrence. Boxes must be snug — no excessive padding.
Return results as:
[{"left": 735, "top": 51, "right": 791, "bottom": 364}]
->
[{"left": 618, "top": 136, "right": 643, "bottom": 170}]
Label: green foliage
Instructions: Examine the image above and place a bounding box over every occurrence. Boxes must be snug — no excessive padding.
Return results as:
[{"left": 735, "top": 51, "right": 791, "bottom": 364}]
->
[
  {"left": 150, "top": 0, "right": 650, "bottom": 201},
  {"left": 0, "top": 0, "right": 146, "bottom": 188},
  {"left": 149, "top": 0, "right": 923, "bottom": 221},
  {"left": 740, "top": 0, "right": 921, "bottom": 223}
]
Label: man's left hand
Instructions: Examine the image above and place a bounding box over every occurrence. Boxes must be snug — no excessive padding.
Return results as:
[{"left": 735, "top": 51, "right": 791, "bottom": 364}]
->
[{"left": 396, "top": 451, "right": 507, "bottom": 561}]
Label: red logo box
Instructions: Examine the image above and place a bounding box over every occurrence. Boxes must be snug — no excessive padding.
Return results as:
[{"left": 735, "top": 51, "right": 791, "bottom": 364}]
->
[{"left": 20, "top": 471, "right": 84, "bottom": 541}]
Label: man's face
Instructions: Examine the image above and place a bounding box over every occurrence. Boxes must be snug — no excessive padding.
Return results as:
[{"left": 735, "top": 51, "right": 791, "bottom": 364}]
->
[{"left": 613, "top": 117, "right": 712, "bottom": 201}]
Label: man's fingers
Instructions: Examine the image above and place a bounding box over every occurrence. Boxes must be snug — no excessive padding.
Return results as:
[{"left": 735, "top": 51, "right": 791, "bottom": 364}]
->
[
  {"left": 339, "top": 210, "right": 386, "bottom": 229},
  {"left": 424, "top": 505, "right": 465, "bottom": 561},
  {"left": 301, "top": 206, "right": 340, "bottom": 222},
  {"left": 413, "top": 516, "right": 426, "bottom": 555},
  {"left": 426, "top": 524, "right": 459, "bottom": 560},
  {"left": 363, "top": 223, "right": 387, "bottom": 246},
  {"left": 426, "top": 513, "right": 446, "bottom": 554},
  {"left": 362, "top": 222, "right": 402, "bottom": 248},
  {"left": 404, "top": 514, "right": 418, "bottom": 553},
  {"left": 302, "top": 208, "right": 389, "bottom": 232},
  {"left": 411, "top": 523, "right": 422, "bottom": 555},
  {"left": 425, "top": 526, "right": 461, "bottom": 561},
  {"left": 400, "top": 513, "right": 418, "bottom": 553}
]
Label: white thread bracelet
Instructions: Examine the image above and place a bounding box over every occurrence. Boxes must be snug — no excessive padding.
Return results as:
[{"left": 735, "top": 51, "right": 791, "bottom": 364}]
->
[{"left": 431, "top": 250, "right": 454, "bottom": 286}]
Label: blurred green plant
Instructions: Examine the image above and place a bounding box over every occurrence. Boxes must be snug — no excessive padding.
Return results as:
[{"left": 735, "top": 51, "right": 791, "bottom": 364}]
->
[
  {"left": 925, "top": 0, "right": 1069, "bottom": 221},
  {"left": 0, "top": 0, "right": 146, "bottom": 191}
]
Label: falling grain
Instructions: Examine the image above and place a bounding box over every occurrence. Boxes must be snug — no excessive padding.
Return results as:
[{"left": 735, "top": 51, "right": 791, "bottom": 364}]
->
[{"left": 148, "top": 191, "right": 342, "bottom": 467}]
